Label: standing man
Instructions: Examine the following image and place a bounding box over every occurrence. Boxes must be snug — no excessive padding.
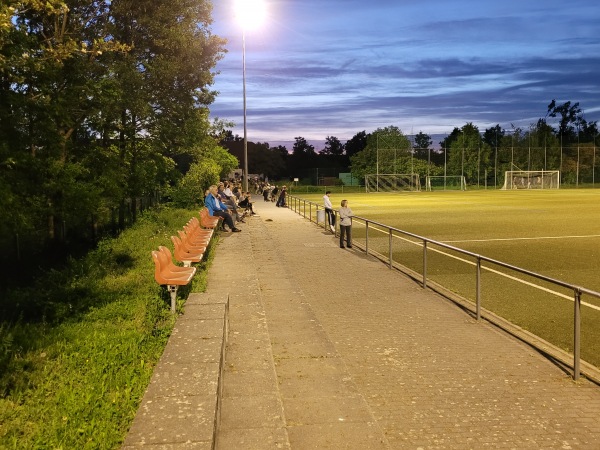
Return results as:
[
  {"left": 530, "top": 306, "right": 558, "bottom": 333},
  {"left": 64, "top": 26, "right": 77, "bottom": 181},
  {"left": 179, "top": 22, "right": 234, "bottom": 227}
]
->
[
  {"left": 338, "top": 199, "right": 353, "bottom": 248},
  {"left": 323, "top": 190, "right": 335, "bottom": 233}
]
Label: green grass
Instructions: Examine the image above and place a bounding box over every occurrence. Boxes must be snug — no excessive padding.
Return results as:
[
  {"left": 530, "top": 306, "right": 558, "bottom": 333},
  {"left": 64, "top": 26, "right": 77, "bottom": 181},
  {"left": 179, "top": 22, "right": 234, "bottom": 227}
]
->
[
  {"left": 0, "top": 206, "right": 214, "bottom": 449},
  {"left": 292, "top": 189, "right": 600, "bottom": 367}
]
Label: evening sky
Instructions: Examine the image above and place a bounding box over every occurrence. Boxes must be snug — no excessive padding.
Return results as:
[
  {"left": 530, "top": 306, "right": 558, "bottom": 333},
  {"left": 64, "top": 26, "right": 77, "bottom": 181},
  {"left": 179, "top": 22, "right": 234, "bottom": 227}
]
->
[{"left": 208, "top": 0, "right": 600, "bottom": 149}]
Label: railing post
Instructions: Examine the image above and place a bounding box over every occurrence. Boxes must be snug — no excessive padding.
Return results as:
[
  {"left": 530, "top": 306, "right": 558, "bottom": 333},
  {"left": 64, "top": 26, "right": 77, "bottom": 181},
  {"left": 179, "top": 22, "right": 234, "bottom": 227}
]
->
[
  {"left": 476, "top": 256, "right": 481, "bottom": 320},
  {"left": 422, "top": 240, "right": 427, "bottom": 289},
  {"left": 365, "top": 221, "right": 369, "bottom": 256},
  {"left": 388, "top": 229, "right": 393, "bottom": 269},
  {"left": 574, "top": 289, "right": 581, "bottom": 380}
]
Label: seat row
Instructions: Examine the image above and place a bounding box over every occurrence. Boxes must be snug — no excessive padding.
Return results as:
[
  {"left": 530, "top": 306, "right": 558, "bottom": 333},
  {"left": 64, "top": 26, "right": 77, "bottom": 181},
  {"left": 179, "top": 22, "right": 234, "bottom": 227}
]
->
[{"left": 151, "top": 209, "right": 221, "bottom": 312}]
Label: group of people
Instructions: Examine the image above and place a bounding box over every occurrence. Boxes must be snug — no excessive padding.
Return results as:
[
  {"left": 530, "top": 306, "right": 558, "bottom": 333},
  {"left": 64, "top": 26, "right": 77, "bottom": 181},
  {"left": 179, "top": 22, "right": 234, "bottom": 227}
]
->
[
  {"left": 258, "top": 183, "right": 288, "bottom": 207},
  {"left": 205, "top": 180, "right": 351, "bottom": 247},
  {"left": 204, "top": 181, "right": 257, "bottom": 233},
  {"left": 323, "top": 191, "right": 353, "bottom": 249}
]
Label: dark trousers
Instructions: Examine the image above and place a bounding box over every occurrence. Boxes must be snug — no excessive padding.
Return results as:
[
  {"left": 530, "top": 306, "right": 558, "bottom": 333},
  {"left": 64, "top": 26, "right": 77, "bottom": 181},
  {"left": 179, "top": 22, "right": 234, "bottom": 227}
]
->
[
  {"left": 340, "top": 225, "right": 351, "bottom": 247},
  {"left": 325, "top": 208, "right": 335, "bottom": 227},
  {"left": 212, "top": 210, "right": 235, "bottom": 230},
  {"left": 239, "top": 199, "right": 253, "bottom": 213}
]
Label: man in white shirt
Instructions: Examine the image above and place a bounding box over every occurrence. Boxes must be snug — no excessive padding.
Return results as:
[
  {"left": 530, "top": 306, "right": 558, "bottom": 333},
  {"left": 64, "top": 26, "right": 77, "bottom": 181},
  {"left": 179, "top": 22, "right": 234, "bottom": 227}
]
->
[{"left": 323, "top": 191, "right": 335, "bottom": 233}]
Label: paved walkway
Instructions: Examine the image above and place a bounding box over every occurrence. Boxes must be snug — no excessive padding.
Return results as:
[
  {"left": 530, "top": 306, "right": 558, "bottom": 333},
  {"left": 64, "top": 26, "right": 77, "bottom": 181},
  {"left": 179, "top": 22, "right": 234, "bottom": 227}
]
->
[{"left": 125, "top": 200, "right": 600, "bottom": 449}]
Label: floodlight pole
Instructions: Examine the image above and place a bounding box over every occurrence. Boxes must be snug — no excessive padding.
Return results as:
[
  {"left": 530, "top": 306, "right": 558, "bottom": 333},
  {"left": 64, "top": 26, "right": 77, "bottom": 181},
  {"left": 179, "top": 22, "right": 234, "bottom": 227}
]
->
[{"left": 242, "top": 29, "right": 249, "bottom": 192}]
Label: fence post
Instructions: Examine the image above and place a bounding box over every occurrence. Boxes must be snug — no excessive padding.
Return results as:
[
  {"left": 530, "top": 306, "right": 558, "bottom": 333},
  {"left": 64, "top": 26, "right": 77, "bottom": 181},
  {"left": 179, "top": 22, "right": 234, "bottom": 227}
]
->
[
  {"left": 422, "top": 240, "right": 427, "bottom": 289},
  {"left": 365, "top": 221, "right": 369, "bottom": 256},
  {"left": 476, "top": 256, "right": 481, "bottom": 320},
  {"left": 388, "top": 229, "right": 393, "bottom": 269},
  {"left": 574, "top": 289, "right": 581, "bottom": 380}
]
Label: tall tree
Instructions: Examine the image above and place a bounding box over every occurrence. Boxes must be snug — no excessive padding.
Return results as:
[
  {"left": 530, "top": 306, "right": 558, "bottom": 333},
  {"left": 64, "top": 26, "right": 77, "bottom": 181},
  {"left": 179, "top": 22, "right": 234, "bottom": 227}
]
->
[
  {"left": 447, "top": 123, "right": 491, "bottom": 184},
  {"left": 319, "top": 135, "right": 346, "bottom": 168},
  {"left": 546, "top": 99, "right": 585, "bottom": 144},
  {"left": 344, "top": 130, "right": 367, "bottom": 159},
  {"left": 321, "top": 136, "right": 344, "bottom": 156},
  {"left": 350, "top": 126, "right": 412, "bottom": 179},
  {"left": 413, "top": 131, "right": 432, "bottom": 160},
  {"left": 290, "top": 136, "right": 317, "bottom": 171},
  {"left": 0, "top": 0, "right": 226, "bottom": 255}
]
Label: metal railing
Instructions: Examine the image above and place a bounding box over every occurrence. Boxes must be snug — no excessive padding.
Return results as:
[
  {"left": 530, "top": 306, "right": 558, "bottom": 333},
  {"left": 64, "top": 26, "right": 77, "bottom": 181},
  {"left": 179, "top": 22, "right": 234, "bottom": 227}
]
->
[{"left": 287, "top": 194, "right": 600, "bottom": 381}]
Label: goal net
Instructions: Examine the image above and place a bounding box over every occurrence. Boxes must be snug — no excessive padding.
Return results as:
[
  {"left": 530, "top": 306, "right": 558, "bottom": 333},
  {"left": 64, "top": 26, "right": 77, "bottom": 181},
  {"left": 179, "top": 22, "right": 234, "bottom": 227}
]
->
[
  {"left": 365, "top": 174, "right": 421, "bottom": 192},
  {"left": 425, "top": 176, "right": 466, "bottom": 191},
  {"left": 501, "top": 170, "right": 560, "bottom": 190}
]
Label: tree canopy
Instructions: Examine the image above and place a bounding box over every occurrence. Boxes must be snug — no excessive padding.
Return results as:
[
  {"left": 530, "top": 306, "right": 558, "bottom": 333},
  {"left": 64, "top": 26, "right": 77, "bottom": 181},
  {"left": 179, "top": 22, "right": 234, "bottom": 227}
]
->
[{"left": 0, "top": 0, "right": 227, "bottom": 260}]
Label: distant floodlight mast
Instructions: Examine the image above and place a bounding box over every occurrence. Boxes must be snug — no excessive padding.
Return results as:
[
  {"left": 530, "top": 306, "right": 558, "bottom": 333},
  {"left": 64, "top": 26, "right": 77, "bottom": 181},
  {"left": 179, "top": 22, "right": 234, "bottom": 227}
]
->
[{"left": 235, "top": 0, "right": 266, "bottom": 192}]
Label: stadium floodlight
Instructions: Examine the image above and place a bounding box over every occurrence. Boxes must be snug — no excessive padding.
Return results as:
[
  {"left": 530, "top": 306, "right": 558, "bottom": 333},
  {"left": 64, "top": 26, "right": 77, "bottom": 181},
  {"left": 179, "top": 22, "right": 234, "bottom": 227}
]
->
[{"left": 235, "top": 0, "right": 266, "bottom": 192}]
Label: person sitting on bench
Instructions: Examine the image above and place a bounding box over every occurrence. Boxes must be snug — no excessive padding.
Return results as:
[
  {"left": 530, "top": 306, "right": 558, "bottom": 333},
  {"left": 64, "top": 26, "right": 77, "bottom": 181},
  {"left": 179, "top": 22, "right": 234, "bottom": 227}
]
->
[
  {"left": 239, "top": 192, "right": 257, "bottom": 215},
  {"left": 205, "top": 185, "right": 241, "bottom": 232}
]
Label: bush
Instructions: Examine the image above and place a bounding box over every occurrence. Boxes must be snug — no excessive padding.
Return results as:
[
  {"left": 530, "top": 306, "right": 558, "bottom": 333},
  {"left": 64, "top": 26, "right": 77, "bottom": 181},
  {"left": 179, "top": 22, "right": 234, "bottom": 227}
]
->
[{"left": 169, "top": 160, "right": 220, "bottom": 208}]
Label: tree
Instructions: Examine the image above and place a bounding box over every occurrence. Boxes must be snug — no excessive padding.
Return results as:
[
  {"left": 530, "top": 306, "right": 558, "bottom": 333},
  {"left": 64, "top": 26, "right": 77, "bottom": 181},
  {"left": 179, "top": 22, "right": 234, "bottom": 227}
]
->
[
  {"left": 290, "top": 136, "right": 317, "bottom": 171},
  {"left": 483, "top": 124, "right": 504, "bottom": 149},
  {"left": 318, "top": 135, "right": 346, "bottom": 169},
  {"left": 446, "top": 123, "right": 491, "bottom": 184},
  {"left": 546, "top": 99, "right": 584, "bottom": 144},
  {"left": 350, "top": 126, "right": 412, "bottom": 179},
  {"left": 344, "top": 131, "right": 367, "bottom": 159},
  {"left": 413, "top": 131, "right": 432, "bottom": 160},
  {"left": 0, "top": 0, "right": 226, "bottom": 259},
  {"left": 321, "top": 136, "right": 344, "bottom": 156}
]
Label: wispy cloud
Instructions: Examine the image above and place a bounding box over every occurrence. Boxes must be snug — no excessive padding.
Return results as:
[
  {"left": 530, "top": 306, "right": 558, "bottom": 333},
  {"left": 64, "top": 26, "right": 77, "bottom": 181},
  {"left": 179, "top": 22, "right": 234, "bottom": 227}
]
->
[{"left": 210, "top": 0, "right": 600, "bottom": 149}]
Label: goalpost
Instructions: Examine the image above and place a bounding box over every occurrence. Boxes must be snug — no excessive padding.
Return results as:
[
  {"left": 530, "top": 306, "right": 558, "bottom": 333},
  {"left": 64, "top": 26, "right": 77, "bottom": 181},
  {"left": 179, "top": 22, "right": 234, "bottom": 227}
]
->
[
  {"left": 365, "top": 174, "right": 421, "bottom": 192},
  {"left": 501, "top": 170, "right": 560, "bottom": 190},
  {"left": 425, "top": 176, "right": 466, "bottom": 191}
]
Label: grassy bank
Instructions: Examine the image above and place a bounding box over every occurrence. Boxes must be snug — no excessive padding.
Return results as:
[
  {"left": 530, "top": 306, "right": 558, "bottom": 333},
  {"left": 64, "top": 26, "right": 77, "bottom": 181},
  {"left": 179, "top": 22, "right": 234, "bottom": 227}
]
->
[{"left": 0, "top": 206, "right": 213, "bottom": 449}]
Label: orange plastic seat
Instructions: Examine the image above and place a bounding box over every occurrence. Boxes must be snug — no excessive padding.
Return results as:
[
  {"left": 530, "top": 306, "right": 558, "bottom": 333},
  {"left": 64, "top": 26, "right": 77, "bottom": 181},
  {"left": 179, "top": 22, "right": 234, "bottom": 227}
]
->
[
  {"left": 186, "top": 218, "right": 213, "bottom": 239},
  {"left": 171, "top": 235, "right": 204, "bottom": 267},
  {"left": 199, "top": 208, "right": 220, "bottom": 229},
  {"left": 181, "top": 227, "right": 211, "bottom": 246},
  {"left": 177, "top": 230, "right": 207, "bottom": 252},
  {"left": 151, "top": 249, "right": 196, "bottom": 312}
]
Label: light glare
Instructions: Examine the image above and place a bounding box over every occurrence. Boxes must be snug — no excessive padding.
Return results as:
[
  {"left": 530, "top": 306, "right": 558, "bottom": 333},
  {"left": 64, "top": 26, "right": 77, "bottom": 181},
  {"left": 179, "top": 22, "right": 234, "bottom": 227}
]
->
[{"left": 235, "top": 0, "right": 266, "bottom": 30}]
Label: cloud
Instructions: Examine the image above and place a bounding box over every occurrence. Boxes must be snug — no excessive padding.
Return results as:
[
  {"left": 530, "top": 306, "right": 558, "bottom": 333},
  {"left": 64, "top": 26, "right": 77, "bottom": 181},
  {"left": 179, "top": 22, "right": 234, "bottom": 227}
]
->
[{"left": 209, "top": 1, "right": 600, "bottom": 148}]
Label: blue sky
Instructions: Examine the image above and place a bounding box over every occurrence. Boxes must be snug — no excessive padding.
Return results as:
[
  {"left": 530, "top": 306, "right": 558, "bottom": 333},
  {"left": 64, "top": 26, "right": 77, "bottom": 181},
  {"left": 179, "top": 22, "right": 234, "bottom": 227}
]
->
[{"left": 208, "top": 0, "right": 600, "bottom": 149}]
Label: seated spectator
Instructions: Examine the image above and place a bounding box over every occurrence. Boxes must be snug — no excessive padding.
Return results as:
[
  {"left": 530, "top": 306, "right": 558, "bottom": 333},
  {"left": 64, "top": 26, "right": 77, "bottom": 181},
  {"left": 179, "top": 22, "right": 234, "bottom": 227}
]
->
[
  {"left": 232, "top": 184, "right": 241, "bottom": 201},
  {"left": 239, "top": 192, "right": 257, "bottom": 215},
  {"left": 271, "top": 185, "right": 279, "bottom": 202},
  {"left": 205, "top": 185, "right": 241, "bottom": 232},
  {"left": 218, "top": 182, "right": 244, "bottom": 223},
  {"left": 276, "top": 185, "right": 287, "bottom": 207}
]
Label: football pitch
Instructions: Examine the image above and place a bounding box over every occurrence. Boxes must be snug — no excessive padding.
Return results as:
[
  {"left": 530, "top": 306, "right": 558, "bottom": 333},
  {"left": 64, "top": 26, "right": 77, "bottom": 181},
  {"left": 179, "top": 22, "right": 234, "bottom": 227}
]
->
[{"left": 291, "top": 189, "right": 600, "bottom": 369}]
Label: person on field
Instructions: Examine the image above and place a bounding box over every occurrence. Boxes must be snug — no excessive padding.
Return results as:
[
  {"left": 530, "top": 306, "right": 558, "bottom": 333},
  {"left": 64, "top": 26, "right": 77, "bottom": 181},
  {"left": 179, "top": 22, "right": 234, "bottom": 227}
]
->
[
  {"left": 338, "top": 199, "right": 353, "bottom": 248},
  {"left": 323, "top": 191, "right": 335, "bottom": 233}
]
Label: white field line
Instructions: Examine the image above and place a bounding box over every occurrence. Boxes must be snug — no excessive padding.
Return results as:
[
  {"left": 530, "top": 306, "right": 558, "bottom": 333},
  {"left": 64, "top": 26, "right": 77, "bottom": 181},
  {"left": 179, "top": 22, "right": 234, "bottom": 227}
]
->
[
  {"left": 354, "top": 222, "right": 600, "bottom": 312},
  {"left": 442, "top": 234, "right": 600, "bottom": 244}
]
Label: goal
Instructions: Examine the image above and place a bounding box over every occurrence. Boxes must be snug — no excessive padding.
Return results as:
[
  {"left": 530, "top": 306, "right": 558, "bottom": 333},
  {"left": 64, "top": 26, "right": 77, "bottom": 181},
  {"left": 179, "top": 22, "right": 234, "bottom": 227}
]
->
[
  {"left": 501, "top": 170, "right": 560, "bottom": 190},
  {"left": 425, "top": 176, "right": 466, "bottom": 191},
  {"left": 365, "top": 174, "right": 421, "bottom": 192}
]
